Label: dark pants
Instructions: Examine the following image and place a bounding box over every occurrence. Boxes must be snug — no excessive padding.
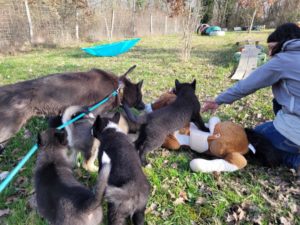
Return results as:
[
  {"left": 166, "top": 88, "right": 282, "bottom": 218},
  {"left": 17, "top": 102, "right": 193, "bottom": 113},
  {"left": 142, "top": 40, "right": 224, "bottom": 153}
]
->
[{"left": 254, "top": 99, "right": 300, "bottom": 170}]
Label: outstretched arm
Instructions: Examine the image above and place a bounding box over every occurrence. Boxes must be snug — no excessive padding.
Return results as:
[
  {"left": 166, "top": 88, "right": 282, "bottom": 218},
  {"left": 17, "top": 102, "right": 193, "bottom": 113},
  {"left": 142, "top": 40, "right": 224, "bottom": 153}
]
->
[{"left": 216, "top": 57, "right": 282, "bottom": 105}]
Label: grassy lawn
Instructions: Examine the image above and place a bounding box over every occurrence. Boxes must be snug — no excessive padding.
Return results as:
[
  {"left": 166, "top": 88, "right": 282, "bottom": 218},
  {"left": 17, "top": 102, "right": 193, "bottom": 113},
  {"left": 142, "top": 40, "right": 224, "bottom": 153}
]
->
[{"left": 0, "top": 31, "right": 299, "bottom": 225}]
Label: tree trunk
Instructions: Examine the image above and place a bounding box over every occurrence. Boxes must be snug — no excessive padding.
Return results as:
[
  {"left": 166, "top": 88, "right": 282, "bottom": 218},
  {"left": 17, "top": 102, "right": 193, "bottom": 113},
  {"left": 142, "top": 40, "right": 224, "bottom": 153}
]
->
[
  {"left": 132, "top": 0, "right": 136, "bottom": 36},
  {"left": 24, "top": 0, "right": 33, "bottom": 43},
  {"left": 248, "top": 8, "right": 257, "bottom": 33},
  {"left": 104, "top": 16, "right": 110, "bottom": 41},
  {"left": 75, "top": 10, "right": 79, "bottom": 41},
  {"left": 164, "top": 15, "right": 168, "bottom": 34},
  {"left": 110, "top": 9, "right": 115, "bottom": 40},
  {"left": 221, "top": 0, "right": 229, "bottom": 27},
  {"left": 150, "top": 14, "right": 153, "bottom": 35}
]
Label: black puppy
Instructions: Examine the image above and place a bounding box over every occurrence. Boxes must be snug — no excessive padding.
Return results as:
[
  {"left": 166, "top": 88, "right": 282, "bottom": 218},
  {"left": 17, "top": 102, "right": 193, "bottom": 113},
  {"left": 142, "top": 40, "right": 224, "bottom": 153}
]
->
[
  {"left": 245, "top": 128, "right": 283, "bottom": 167},
  {"left": 123, "top": 79, "right": 207, "bottom": 165},
  {"left": 35, "top": 128, "right": 111, "bottom": 225},
  {"left": 93, "top": 114, "right": 150, "bottom": 225}
]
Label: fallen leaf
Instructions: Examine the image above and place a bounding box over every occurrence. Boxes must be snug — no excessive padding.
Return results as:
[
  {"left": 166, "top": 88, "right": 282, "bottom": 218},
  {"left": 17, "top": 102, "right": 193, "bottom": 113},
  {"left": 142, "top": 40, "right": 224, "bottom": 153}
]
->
[
  {"left": 24, "top": 129, "right": 32, "bottom": 139},
  {"left": 0, "top": 209, "right": 10, "bottom": 217},
  {"left": 0, "top": 171, "right": 9, "bottom": 181},
  {"left": 151, "top": 185, "right": 157, "bottom": 196},
  {"left": 28, "top": 194, "right": 37, "bottom": 210},
  {"left": 195, "top": 197, "right": 206, "bottom": 205},
  {"left": 145, "top": 203, "right": 157, "bottom": 214},
  {"left": 15, "top": 176, "right": 28, "bottom": 187},
  {"left": 171, "top": 163, "right": 178, "bottom": 169},
  {"left": 179, "top": 191, "right": 188, "bottom": 201},
  {"left": 12, "top": 148, "right": 21, "bottom": 155},
  {"left": 280, "top": 216, "right": 291, "bottom": 225},
  {"left": 161, "top": 150, "right": 170, "bottom": 157},
  {"left": 168, "top": 190, "right": 175, "bottom": 199},
  {"left": 261, "top": 192, "right": 278, "bottom": 207},
  {"left": 173, "top": 197, "right": 185, "bottom": 205},
  {"left": 6, "top": 195, "right": 19, "bottom": 204},
  {"left": 161, "top": 209, "right": 172, "bottom": 219}
]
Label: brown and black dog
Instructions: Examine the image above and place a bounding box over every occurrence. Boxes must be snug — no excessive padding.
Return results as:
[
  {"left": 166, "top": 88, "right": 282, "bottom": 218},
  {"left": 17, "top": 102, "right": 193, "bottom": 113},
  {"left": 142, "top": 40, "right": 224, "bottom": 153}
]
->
[{"left": 0, "top": 65, "right": 144, "bottom": 150}]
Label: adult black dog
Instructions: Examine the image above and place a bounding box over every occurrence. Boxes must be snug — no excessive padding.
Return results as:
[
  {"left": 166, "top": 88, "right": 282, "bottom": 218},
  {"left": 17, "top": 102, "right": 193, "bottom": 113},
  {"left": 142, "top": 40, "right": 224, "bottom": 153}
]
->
[{"left": 0, "top": 65, "right": 144, "bottom": 150}]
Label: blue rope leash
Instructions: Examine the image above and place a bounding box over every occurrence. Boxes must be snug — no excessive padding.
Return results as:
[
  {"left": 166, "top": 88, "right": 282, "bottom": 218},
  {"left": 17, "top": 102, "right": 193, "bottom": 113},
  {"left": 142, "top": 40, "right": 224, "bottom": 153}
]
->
[{"left": 0, "top": 89, "right": 118, "bottom": 193}]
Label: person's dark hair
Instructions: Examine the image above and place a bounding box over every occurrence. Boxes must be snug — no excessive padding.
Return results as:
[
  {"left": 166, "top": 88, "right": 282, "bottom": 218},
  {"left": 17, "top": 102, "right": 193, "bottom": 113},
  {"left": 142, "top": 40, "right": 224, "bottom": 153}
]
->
[{"left": 267, "top": 23, "right": 300, "bottom": 56}]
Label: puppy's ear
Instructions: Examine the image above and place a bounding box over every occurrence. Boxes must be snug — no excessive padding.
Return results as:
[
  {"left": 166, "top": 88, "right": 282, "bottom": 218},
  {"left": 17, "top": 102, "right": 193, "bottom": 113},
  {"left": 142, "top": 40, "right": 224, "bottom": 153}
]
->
[
  {"left": 137, "top": 80, "right": 143, "bottom": 89},
  {"left": 119, "top": 65, "right": 137, "bottom": 83},
  {"left": 191, "top": 79, "right": 196, "bottom": 90},
  {"left": 37, "top": 133, "right": 43, "bottom": 147},
  {"left": 55, "top": 130, "right": 68, "bottom": 146},
  {"left": 93, "top": 115, "right": 105, "bottom": 137},
  {"left": 175, "top": 79, "right": 180, "bottom": 87},
  {"left": 174, "top": 79, "right": 180, "bottom": 94},
  {"left": 48, "top": 116, "right": 62, "bottom": 128},
  {"left": 111, "top": 112, "right": 121, "bottom": 124}
]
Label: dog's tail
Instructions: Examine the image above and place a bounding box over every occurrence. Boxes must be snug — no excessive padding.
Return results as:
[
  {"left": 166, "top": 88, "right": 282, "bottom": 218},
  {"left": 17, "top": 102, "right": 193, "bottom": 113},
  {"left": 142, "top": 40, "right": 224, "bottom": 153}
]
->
[
  {"left": 62, "top": 105, "right": 85, "bottom": 126},
  {"left": 62, "top": 105, "right": 90, "bottom": 140},
  {"left": 122, "top": 103, "right": 147, "bottom": 125},
  {"left": 245, "top": 128, "right": 282, "bottom": 167},
  {"left": 122, "top": 65, "right": 136, "bottom": 78}
]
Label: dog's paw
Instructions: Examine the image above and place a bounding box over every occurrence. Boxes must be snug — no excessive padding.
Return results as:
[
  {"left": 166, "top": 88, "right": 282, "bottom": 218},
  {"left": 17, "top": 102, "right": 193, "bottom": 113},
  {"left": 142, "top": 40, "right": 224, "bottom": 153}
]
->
[
  {"left": 101, "top": 151, "right": 111, "bottom": 164},
  {"left": 88, "top": 165, "right": 99, "bottom": 173},
  {"left": 82, "top": 162, "right": 99, "bottom": 173},
  {"left": 141, "top": 159, "right": 148, "bottom": 167}
]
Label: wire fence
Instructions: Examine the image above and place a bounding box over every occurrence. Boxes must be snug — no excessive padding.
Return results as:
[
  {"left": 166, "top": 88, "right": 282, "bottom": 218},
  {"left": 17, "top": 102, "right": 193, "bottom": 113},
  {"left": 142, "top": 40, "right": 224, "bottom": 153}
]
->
[{"left": 0, "top": 1, "right": 184, "bottom": 53}]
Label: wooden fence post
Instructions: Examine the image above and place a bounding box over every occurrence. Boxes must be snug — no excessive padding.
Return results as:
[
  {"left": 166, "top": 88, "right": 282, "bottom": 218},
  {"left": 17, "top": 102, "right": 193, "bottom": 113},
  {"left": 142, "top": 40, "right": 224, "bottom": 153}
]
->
[
  {"left": 132, "top": 0, "right": 136, "bottom": 36},
  {"left": 164, "top": 15, "right": 168, "bottom": 34},
  {"left": 150, "top": 14, "right": 153, "bottom": 35},
  {"left": 110, "top": 9, "right": 115, "bottom": 40},
  {"left": 104, "top": 15, "right": 110, "bottom": 41},
  {"left": 75, "top": 10, "right": 79, "bottom": 41},
  {"left": 24, "top": 0, "right": 33, "bottom": 43}
]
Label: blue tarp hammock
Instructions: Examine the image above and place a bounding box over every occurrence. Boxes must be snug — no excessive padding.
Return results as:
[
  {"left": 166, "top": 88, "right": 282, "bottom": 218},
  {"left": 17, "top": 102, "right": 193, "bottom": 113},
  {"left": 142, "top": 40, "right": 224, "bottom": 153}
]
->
[{"left": 81, "top": 38, "right": 141, "bottom": 57}]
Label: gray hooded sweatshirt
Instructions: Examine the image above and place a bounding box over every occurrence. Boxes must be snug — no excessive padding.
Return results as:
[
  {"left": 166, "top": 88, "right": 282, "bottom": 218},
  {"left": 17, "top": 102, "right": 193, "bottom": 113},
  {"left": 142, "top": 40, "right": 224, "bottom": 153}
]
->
[{"left": 216, "top": 39, "right": 300, "bottom": 145}]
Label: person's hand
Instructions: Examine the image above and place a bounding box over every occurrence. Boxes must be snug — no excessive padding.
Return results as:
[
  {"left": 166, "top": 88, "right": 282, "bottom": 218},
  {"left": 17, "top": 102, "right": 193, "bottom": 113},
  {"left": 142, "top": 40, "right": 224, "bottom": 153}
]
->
[{"left": 201, "top": 100, "right": 219, "bottom": 113}]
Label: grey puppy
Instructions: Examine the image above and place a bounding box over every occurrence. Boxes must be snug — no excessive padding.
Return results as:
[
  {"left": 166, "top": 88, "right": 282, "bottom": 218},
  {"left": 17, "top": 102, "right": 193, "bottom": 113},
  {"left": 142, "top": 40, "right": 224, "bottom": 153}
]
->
[
  {"left": 0, "top": 65, "right": 141, "bottom": 149},
  {"left": 62, "top": 105, "right": 99, "bottom": 172},
  {"left": 35, "top": 128, "right": 111, "bottom": 225},
  {"left": 123, "top": 79, "right": 208, "bottom": 165},
  {"left": 93, "top": 114, "right": 150, "bottom": 225}
]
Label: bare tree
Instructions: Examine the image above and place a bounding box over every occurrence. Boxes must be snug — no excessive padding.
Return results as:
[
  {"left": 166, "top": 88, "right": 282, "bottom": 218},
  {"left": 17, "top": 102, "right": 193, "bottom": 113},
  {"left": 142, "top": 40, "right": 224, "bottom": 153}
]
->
[
  {"left": 167, "top": 0, "right": 202, "bottom": 61},
  {"left": 237, "top": 0, "right": 275, "bottom": 32}
]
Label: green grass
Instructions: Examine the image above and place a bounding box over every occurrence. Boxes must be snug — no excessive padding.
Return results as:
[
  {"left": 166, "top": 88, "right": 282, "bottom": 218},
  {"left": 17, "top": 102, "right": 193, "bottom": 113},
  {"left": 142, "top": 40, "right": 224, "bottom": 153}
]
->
[{"left": 0, "top": 31, "right": 300, "bottom": 225}]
